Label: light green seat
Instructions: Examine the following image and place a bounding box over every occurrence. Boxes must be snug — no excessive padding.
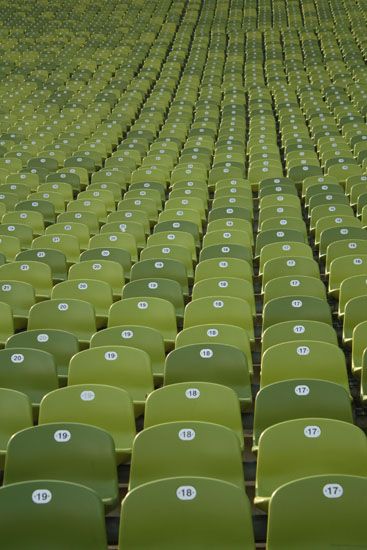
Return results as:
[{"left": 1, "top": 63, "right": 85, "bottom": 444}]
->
[
  {"left": 2, "top": 210, "right": 44, "bottom": 236},
  {"left": 0, "top": 260, "right": 52, "bottom": 300},
  {"left": 0, "top": 480, "right": 108, "bottom": 549},
  {"left": 260, "top": 216, "right": 307, "bottom": 236},
  {"left": 262, "top": 256, "right": 320, "bottom": 292},
  {"left": 68, "top": 346, "right": 153, "bottom": 416},
  {"left": 0, "top": 280, "right": 35, "bottom": 329},
  {"left": 202, "top": 229, "right": 252, "bottom": 250},
  {"left": 89, "top": 232, "right": 138, "bottom": 263},
  {"left": 4, "top": 423, "right": 119, "bottom": 510},
  {"left": 268, "top": 474, "right": 367, "bottom": 548},
  {"left": 329, "top": 255, "right": 367, "bottom": 298},
  {"left": 261, "top": 320, "right": 337, "bottom": 356},
  {"left": 0, "top": 388, "right": 33, "bottom": 469},
  {"left": 164, "top": 343, "right": 252, "bottom": 411},
  {"left": 45, "top": 222, "right": 90, "bottom": 251},
  {"left": 194, "top": 258, "right": 252, "bottom": 284},
  {"left": 319, "top": 226, "right": 367, "bottom": 259},
  {"left": 6, "top": 329, "right": 79, "bottom": 382},
  {"left": 316, "top": 216, "right": 362, "bottom": 247},
  {"left": 0, "top": 347, "right": 58, "bottom": 414},
  {"left": 119, "top": 477, "right": 254, "bottom": 549},
  {"left": 255, "top": 419, "right": 367, "bottom": 511},
  {"left": 259, "top": 241, "right": 313, "bottom": 275},
  {"left": 130, "top": 258, "right": 188, "bottom": 296},
  {"left": 51, "top": 280, "right": 113, "bottom": 329},
  {"left": 16, "top": 248, "right": 68, "bottom": 282},
  {"left": 0, "top": 223, "right": 33, "bottom": 250},
  {"left": 147, "top": 231, "right": 197, "bottom": 262},
  {"left": 260, "top": 340, "right": 349, "bottom": 393},
  {"left": 57, "top": 211, "right": 99, "bottom": 236},
  {"left": 144, "top": 381, "right": 243, "bottom": 449},
  {"left": 129, "top": 421, "right": 244, "bottom": 491},
  {"left": 253, "top": 380, "right": 353, "bottom": 452},
  {"left": 39, "top": 385, "right": 135, "bottom": 464},
  {"left": 0, "top": 302, "right": 14, "bottom": 346},
  {"left": 28, "top": 299, "right": 96, "bottom": 348},
  {"left": 343, "top": 296, "right": 367, "bottom": 345},
  {"left": 0, "top": 235, "right": 21, "bottom": 261},
  {"left": 263, "top": 296, "right": 332, "bottom": 332},
  {"left": 264, "top": 275, "right": 326, "bottom": 303},
  {"left": 108, "top": 297, "right": 177, "bottom": 351},
  {"left": 140, "top": 244, "right": 194, "bottom": 280},
  {"left": 325, "top": 239, "right": 367, "bottom": 274},
  {"left": 90, "top": 325, "right": 165, "bottom": 381},
  {"left": 310, "top": 204, "right": 354, "bottom": 232},
  {"left": 255, "top": 229, "right": 306, "bottom": 258},
  {"left": 32, "top": 234, "right": 80, "bottom": 264},
  {"left": 123, "top": 279, "right": 184, "bottom": 319},
  {"left": 68, "top": 259, "right": 124, "bottom": 300},
  {"left": 101, "top": 221, "right": 146, "bottom": 250},
  {"left": 192, "top": 277, "right": 255, "bottom": 316}
]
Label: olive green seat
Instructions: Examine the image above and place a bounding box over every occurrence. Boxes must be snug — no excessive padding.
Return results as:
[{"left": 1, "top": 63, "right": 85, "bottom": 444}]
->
[
  {"left": 6, "top": 329, "right": 79, "bottom": 382},
  {"left": 0, "top": 235, "right": 21, "bottom": 261},
  {"left": 255, "top": 229, "right": 306, "bottom": 258},
  {"left": 194, "top": 258, "right": 252, "bottom": 284},
  {"left": 119, "top": 476, "right": 254, "bottom": 549},
  {"left": 144, "top": 382, "right": 244, "bottom": 449},
  {"left": 39, "top": 385, "right": 136, "bottom": 464},
  {"left": 0, "top": 280, "right": 35, "bottom": 330},
  {"left": 80, "top": 247, "right": 131, "bottom": 279},
  {"left": 89, "top": 232, "right": 138, "bottom": 263},
  {"left": 0, "top": 480, "right": 108, "bottom": 549},
  {"left": 253, "top": 380, "right": 353, "bottom": 452},
  {"left": 108, "top": 297, "right": 177, "bottom": 351},
  {"left": 0, "top": 388, "right": 33, "bottom": 469},
  {"left": 52, "top": 279, "right": 113, "bottom": 329},
  {"left": 0, "top": 302, "right": 14, "bottom": 346},
  {"left": 261, "top": 320, "right": 337, "bottom": 356},
  {"left": 264, "top": 275, "right": 326, "bottom": 303},
  {"left": 129, "top": 421, "right": 244, "bottom": 491},
  {"left": 28, "top": 299, "right": 96, "bottom": 348},
  {"left": 255, "top": 419, "right": 367, "bottom": 511},
  {"left": 260, "top": 341, "right": 349, "bottom": 394},
  {"left": 90, "top": 325, "right": 165, "bottom": 381},
  {"left": 319, "top": 226, "right": 367, "bottom": 258},
  {"left": 263, "top": 296, "right": 332, "bottom": 332},
  {"left": 267, "top": 474, "right": 367, "bottom": 549},
  {"left": 164, "top": 343, "right": 252, "bottom": 411},
  {"left": 262, "top": 256, "right": 320, "bottom": 292},
  {"left": 325, "top": 239, "right": 367, "bottom": 274},
  {"left": 130, "top": 258, "right": 188, "bottom": 296},
  {"left": 122, "top": 279, "right": 184, "bottom": 320},
  {"left": 0, "top": 260, "right": 53, "bottom": 300},
  {"left": 0, "top": 223, "right": 33, "bottom": 250},
  {"left": 192, "top": 277, "right": 255, "bottom": 316},
  {"left": 68, "top": 346, "right": 153, "bottom": 416},
  {"left": 199, "top": 244, "right": 253, "bottom": 267},
  {"left": 68, "top": 259, "right": 124, "bottom": 299},
  {"left": 329, "top": 255, "right": 367, "bottom": 298},
  {"left": 343, "top": 296, "right": 367, "bottom": 345},
  {"left": 202, "top": 229, "right": 252, "bottom": 250},
  {"left": 259, "top": 241, "right": 313, "bottom": 276},
  {"left": 15, "top": 248, "right": 68, "bottom": 282},
  {"left": 0, "top": 348, "right": 58, "bottom": 414},
  {"left": 4, "top": 423, "right": 118, "bottom": 510}
]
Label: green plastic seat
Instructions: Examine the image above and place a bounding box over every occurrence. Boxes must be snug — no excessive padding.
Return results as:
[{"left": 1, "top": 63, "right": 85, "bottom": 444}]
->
[
  {"left": 0, "top": 260, "right": 52, "bottom": 300},
  {"left": 101, "top": 221, "right": 146, "bottom": 250},
  {"left": 140, "top": 244, "right": 194, "bottom": 280},
  {"left": 89, "top": 232, "right": 138, "bottom": 263},
  {"left": 319, "top": 226, "right": 367, "bottom": 258},
  {"left": 194, "top": 258, "right": 252, "bottom": 284},
  {"left": 192, "top": 277, "right": 255, "bottom": 316},
  {"left": 68, "top": 342, "right": 153, "bottom": 415},
  {"left": 260, "top": 340, "right": 349, "bottom": 393},
  {"left": 144, "top": 381, "right": 243, "bottom": 448},
  {"left": 261, "top": 320, "right": 337, "bottom": 356},
  {"left": 39, "top": 384, "right": 135, "bottom": 464},
  {"left": 263, "top": 275, "right": 326, "bottom": 303},
  {"left": 0, "top": 223, "right": 33, "bottom": 250},
  {"left": 255, "top": 229, "right": 306, "bottom": 258},
  {"left": 262, "top": 256, "right": 320, "bottom": 292},
  {"left": 164, "top": 343, "right": 252, "bottom": 411},
  {"left": 58, "top": 211, "right": 99, "bottom": 236},
  {"left": 90, "top": 325, "right": 165, "bottom": 381},
  {"left": 267, "top": 474, "right": 367, "bottom": 550},
  {"left": 129, "top": 421, "right": 244, "bottom": 491},
  {"left": 123, "top": 279, "right": 184, "bottom": 319},
  {"left": 51, "top": 280, "right": 113, "bottom": 329},
  {"left": 343, "top": 296, "right": 367, "bottom": 345},
  {"left": 68, "top": 259, "right": 124, "bottom": 300},
  {"left": 16, "top": 248, "right": 68, "bottom": 282},
  {"left": 4, "top": 423, "right": 118, "bottom": 510},
  {"left": 119, "top": 477, "right": 254, "bottom": 549},
  {"left": 0, "top": 480, "right": 108, "bottom": 549},
  {"left": 108, "top": 297, "right": 177, "bottom": 351},
  {"left": 263, "top": 296, "right": 332, "bottom": 331},
  {"left": 255, "top": 419, "right": 367, "bottom": 511},
  {"left": 325, "top": 239, "right": 367, "bottom": 274},
  {"left": 0, "top": 234, "right": 21, "bottom": 261},
  {"left": 28, "top": 299, "right": 96, "bottom": 348},
  {"left": 0, "top": 388, "right": 33, "bottom": 469},
  {"left": 329, "top": 255, "right": 367, "bottom": 298},
  {"left": 130, "top": 258, "right": 188, "bottom": 296},
  {"left": 6, "top": 329, "right": 79, "bottom": 382},
  {"left": 32, "top": 234, "right": 80, "bottom": 264},
  {"left": 0, "top": 347, "right": 58, "bottom": 414},
  {"left": 0, "top": 280, "right": 35, "bottom": 330},
  {"left": 259, "top": 241, "right": 313, "bottom": 275},
  {"left": 2, "top": 210, "right": 44, "bottom": 236},
  {"left": 253, "top": 380, "right": 353, "bottom": 452}
]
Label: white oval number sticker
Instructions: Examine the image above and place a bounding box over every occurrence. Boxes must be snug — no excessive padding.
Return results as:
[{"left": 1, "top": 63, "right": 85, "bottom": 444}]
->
[
  {"left": 176, "top": 486, "right": 197, "bottom": 500},
  {"left": 54, "top": 430, "right": 71, "bottom": 442},
  {"left": 323, "top": 484, "right": 343, "bottom": 498},
  {"left": 178, "top": 429, "right": 196, "bottom": 441},
  {"left": 304, "top": 425, "right": 321, "bottom": 438},
  {"left": 32, "top": 489, "right": 52, "bottom": 504},
  {"left": 185, "top": 388, "right": 200, "bottom": 399},
  {"left": 295, "top": 385, "right": 310, "bottom": 396}
]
